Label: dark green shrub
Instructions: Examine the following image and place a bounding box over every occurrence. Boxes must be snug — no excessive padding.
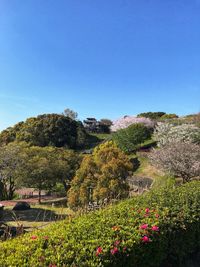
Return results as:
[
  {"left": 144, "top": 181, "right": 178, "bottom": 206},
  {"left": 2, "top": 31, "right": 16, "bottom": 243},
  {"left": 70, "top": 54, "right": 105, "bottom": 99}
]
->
[{"left": 113, "top": 123, "right": 151, "bottom": 153}]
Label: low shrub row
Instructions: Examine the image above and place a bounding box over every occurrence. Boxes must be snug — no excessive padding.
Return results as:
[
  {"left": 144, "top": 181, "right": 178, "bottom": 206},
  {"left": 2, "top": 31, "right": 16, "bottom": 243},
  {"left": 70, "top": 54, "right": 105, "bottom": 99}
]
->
[{"left": 0, "top": 181, "right": 199, "bottom": 267}]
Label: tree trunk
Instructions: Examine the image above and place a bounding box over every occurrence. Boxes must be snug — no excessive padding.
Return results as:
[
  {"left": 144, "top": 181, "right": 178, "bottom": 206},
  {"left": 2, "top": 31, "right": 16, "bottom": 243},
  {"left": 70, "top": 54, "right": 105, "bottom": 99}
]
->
[
  {"left": 62, "top": 181, "right": 71, "bottom": 192},
  {"left": 38, "top": 189, "right": 41, "bottom": 204}
]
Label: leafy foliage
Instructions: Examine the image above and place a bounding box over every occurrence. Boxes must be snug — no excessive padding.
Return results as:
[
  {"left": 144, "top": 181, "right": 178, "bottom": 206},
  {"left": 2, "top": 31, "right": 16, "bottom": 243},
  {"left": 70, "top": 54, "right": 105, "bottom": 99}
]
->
[
  {"left": 113, "top": 123, "right": 152, "bottom": 153},
  {"left": 137, "top": 112, "right": 166, "bottom": 120},
  {"left": 0, "top": 114, "right": 88, "bottom": 149},
  {"left": 0, "top": 181, "right": 199, "bottom": 267},
  {"left": 20, "top": 146, "right": 81, "bottom": 202},
  {"left": 67, "top": 141, "right": 133, "bottom": 208}
]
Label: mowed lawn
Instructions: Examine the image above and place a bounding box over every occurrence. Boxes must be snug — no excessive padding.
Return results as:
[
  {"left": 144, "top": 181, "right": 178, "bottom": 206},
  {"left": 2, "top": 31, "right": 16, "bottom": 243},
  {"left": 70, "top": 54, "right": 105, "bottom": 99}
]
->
[{"left": 0, "top": 198, "right": 73, "bottom": 231}]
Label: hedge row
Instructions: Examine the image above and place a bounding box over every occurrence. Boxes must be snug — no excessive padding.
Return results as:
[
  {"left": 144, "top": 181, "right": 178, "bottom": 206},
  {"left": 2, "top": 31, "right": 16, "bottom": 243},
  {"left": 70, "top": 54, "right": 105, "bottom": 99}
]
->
[{"left": 0, "top": 181, "right": 199, "bottom": 267}]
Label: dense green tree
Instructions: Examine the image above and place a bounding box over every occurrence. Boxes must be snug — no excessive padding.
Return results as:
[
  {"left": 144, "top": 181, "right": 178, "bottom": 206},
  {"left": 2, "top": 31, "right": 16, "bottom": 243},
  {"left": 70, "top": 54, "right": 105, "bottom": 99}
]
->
[
  {"left": 0, "top": 114, "right": 88, "bottom": 149},
  {"left": 19, "top": 146, "right": 82, "bottom": 202},
  {"left": 99, "top": 119, "right": 113, "bottom": 133},
  {"left": 137, "top": 112, "right": 166, "bottom": 120},
  {"left": 21, "top": 146, "right": 56, "bottom": 203},
  {"left": 51, "top": 148, "right": 82, "bottom": 192},
  {"left": 112, "top": 123, "right": 151, "bottom": 153},
  {"left": 67, "top": 141, "right": 133, "bottom": 208}
]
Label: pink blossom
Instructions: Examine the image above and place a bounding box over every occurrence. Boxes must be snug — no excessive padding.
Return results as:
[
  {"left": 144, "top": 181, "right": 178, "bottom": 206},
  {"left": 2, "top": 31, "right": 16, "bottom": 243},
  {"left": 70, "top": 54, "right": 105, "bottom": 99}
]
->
[
  {"left": 140, "top": 224, "right": 148, "bottom": 230},
  {"left": 31, "top": 235, "right": 37, "bottom": 240},
  {"left": 145, "top": 208, "right": 150, "bottom": 213},
  {"left": 111, "top": 116, "right": 155, "bottom": 132},
  {"left": 111, "top": 247, "right": 119, "bottom": 255},
  {"left": 151, "top": 226, "right": 159, "bottom": 232},
  {"left": 141, "top": 236, "right": 150, "bottom": 243},
  {"left": 114, "top": 240, "right": 121, "bottom": 246},
  {"left": 96, "top": 247, "right": 103, "bottom": 256},
  {"left": 155, "top": 214, "right": 160, "bottom": 218}
]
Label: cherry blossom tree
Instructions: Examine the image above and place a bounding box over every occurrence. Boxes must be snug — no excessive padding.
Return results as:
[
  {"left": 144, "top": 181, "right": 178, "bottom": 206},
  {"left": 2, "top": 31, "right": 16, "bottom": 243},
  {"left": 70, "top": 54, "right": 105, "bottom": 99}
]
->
[{"left": 111, "top": 116, "right": 155, "bottom": 132}]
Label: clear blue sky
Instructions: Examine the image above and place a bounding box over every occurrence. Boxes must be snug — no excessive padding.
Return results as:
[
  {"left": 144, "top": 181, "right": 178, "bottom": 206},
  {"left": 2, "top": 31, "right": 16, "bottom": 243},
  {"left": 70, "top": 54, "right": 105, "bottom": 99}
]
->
[{"left": 0, "top": 0, "right": 200, "bottom": 131}]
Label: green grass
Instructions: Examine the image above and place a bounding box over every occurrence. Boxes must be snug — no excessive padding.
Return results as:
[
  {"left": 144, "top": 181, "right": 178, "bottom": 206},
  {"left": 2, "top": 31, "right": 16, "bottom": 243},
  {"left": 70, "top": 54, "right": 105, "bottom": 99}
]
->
[
  {"left": 2, "top": 204, "right": 73, "bottom": 231},
  {"left": 90, "top": 132, "right": 111, "bottom": 140}
]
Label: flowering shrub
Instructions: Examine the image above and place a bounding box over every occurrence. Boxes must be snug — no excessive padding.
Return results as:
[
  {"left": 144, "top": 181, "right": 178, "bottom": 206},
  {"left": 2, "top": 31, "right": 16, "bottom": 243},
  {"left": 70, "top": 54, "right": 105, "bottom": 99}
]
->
[
  {"left": 154, "top": 122, "right": 200, "bottom": 147},
  {"left": 111, "top": 116, "right": 155, "bottom": 132},
  {"left": 0, "top": 181, "right": 199, "bottom": 267}
]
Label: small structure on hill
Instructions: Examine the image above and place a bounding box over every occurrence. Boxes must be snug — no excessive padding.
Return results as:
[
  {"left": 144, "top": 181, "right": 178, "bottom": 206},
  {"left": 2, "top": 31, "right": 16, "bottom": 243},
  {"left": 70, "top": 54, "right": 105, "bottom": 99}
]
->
[{"left": 83, "top": 118, "right": 100, "bottom": 133}]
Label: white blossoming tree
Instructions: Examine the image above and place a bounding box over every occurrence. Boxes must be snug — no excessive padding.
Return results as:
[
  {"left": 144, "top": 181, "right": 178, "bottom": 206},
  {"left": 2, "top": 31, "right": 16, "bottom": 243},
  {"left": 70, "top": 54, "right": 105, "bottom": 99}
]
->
[
  {"left": 149, "top": 142, "right": 200, "bottom": 183},
  {"left": 153, "top": 123, "right": 200, "bottom": 147}
]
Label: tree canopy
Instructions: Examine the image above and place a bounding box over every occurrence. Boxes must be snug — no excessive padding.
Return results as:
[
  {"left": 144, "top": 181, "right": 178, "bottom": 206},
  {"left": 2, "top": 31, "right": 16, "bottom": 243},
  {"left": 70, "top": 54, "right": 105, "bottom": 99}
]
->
[
  {"left": 0, "top": 114, "right": 88, "bottom": 149},
  {"left": 67, "top": 141, "right": 133, "bottom": 208}
]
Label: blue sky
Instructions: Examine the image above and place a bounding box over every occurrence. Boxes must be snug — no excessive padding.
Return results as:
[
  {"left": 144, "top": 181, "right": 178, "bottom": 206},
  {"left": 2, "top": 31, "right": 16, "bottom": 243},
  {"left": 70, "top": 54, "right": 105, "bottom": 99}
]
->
[{"left": 0, "top": 0, "right": 200, "bottom": 131}]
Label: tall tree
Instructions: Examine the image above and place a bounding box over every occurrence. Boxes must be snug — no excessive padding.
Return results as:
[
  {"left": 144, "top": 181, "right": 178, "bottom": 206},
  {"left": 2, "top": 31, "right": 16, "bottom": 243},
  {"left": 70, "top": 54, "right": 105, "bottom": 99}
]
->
[
  {"left": 149, "top": 142, "right": 200, "bottom": 183},
  {"left": 63, "top": 108, "right": 78, "bottom": 120},
  {"left": 67, "top": 141, "right": 133, "bottom": 208},
  {"left": 0, "top": 143, "right": 25, "bottom": 200}
]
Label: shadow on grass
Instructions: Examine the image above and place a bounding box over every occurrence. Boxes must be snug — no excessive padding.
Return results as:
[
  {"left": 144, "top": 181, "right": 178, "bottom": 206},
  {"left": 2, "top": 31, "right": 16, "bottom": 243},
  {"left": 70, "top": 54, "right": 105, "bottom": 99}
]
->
[{"left": 0, "top": 207, "right": 68, "bottom": 224}]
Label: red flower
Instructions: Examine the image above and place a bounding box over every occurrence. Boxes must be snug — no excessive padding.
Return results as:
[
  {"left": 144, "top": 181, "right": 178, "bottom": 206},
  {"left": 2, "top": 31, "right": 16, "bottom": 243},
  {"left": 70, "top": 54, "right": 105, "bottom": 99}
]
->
[
  {"left": 111, "top": 247, "right": 119, "bottom": 255},
  {"left": 114, "top": 240, "right": 120, "bottom": 246},
  {"left": 155, "top": 214, "right": 160, "bottom": 218},
  {"left": 96, "top": 247, "right": 103, "bottom": 256},
  {"left": 141, "top": 236, "right": 150, "bottom": 243},
  {"left": 145, "top": 208, "right": 150, "bottom": 213},
  {"left": 151, "top": 226, "right": 159, "bottom": 231},
  {"left": 140, "top": 224, "right": 148, "bottom": 230},
  {"left": 31, "top": 235, "right": 37, "bottom": 240},
  {"left": 123, "top": 247, "right": 127, "bottom": 252}
]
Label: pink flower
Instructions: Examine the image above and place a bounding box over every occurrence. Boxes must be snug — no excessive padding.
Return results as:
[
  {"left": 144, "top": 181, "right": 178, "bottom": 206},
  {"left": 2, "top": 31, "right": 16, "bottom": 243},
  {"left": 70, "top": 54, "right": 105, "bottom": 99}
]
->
[
  {"left": 155, "top": 214, "right": 160, "bottom": 218},
  {"left": 31, "top": 235, "right": 37, "bottom": 240},
  {"left": 123, "top": 247, "right": 127, "bottom": 252},
  {"left": 145, "top": 208, "right": 150, "bottom": 213},
  {"left": 140, "top": 224, "right": 148, "bottom": 230},
  {"left": 49, "top": 265, "right": 57, "bottom": 267},
  {"left": 114, "top": 240, "right": 120, "bottom": 246},
  {"left": 151, "top": 226, "right": 159, "bottom": 231},
  {"left": 43, "top": 236, "right": 49, "bottom": 240},
  {"left": 111, "top": 247, "right": 119, "bottom": 255},
  {"left": 96, "top": 247, "right": 103, "bottom": 256},
  {"left": 141, "top": 236, "right": 150, "bottom": 243}
]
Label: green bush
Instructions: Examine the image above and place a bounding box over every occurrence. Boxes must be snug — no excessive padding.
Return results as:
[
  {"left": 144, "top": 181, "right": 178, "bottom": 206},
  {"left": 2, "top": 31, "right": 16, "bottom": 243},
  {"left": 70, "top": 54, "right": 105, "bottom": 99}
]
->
[
  {"left": 0, "top": 181, "right": 199, "bottom": 267},
  {"left": 113, "top": 123, "right": 152, "bottom": 153}
]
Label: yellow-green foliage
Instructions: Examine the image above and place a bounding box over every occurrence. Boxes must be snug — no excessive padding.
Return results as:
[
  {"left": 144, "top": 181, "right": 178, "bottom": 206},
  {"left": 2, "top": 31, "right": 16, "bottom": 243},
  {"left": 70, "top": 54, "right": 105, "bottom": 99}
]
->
[
  {"left": 68, "top": 141, "right": 133, "bottom": 208},
  {"left": 0, "top": 181, "right": 199, "bottom": 267}
]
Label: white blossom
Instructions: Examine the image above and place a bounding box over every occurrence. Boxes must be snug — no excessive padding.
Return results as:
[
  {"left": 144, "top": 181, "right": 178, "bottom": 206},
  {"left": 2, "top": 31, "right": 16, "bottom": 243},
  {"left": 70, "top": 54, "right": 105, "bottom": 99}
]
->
[{"left": 153, "top": 123, "right": 200, "bottom": 147}]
